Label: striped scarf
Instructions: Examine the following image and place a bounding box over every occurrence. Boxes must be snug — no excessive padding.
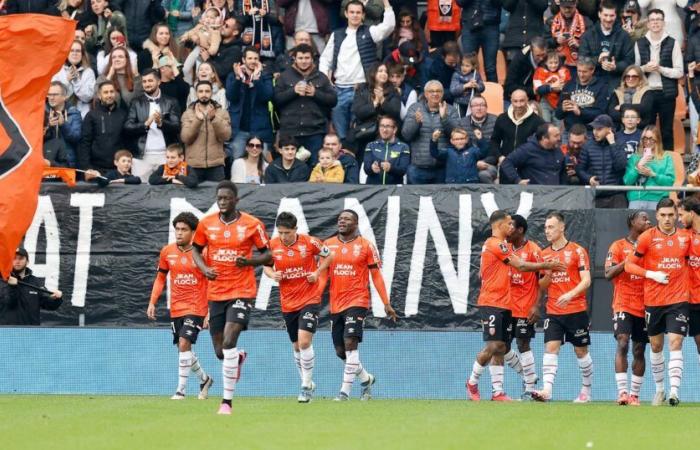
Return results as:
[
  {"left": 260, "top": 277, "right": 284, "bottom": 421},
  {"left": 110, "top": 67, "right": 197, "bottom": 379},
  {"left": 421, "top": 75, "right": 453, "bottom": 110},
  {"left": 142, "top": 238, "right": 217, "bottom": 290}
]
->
[{"left": 551, "top": 11, "right": 587, "bottom": 66}]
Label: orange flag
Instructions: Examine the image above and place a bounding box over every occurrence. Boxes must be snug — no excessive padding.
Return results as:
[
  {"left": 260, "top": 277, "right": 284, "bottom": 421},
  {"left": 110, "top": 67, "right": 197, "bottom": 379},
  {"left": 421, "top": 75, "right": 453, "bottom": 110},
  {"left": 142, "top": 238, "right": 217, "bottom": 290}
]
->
[
  {"left": 0, "top": 15, "right": 75, "bottom": 279},
  {"left": 42, "top": 167, "right": 78, "bottom": 187}
]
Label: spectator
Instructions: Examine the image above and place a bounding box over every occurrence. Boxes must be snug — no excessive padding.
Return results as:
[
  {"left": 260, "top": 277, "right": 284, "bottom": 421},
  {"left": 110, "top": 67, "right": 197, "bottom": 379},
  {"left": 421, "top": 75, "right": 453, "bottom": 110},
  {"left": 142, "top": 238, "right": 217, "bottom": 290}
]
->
[
  {"left": 310, "top": 147, "right": 345, "bottom": 182},
  {"left": 634, "top": 8, "right": 683, "bottom": 150},
  {"left": 549, "top": 0, "right": 592, "bottom": 75},
  {"left": 279, "top": 0, "right": 332, "bottom": 54},
  {"left": 363, "top": 115, "right": 410, "bottom": 184},
  {"left": 450, "top": 52, "right": 485, "bottom": 117},
  {"left": 384, "top": 41, "right": 421, "bottom": 89},
  {"left": 562, "top": 122, "right": 587, "bottom": 184},
  {"left": 52, "top": 40, "right": 96, "bottom": 119},
  {"left": 111, "top": 0, "right": 166, "bottom": 49},
  {"left": 96, "top": 26, "right": 139, "bottom": 76},
  {"left": 180, "top": 80, "right": 232, "bottom": 182},
  {"left": 575, "top": 114, "right": 628, "bottom": 208},
  {"left": 500, "top": 122, "right": 568, "bottom": 185},
  {"left": 608, "top": 65, "right": 653, "bottom": 129},
  {"left": 456, "top": 0, "right": 502, "bottom": 83},
  {"left": 226, "top": 47, "right": 274, "bottom": 159},
  {"left": 78, "top": 80, "right": 127, "bottom": 173},
  {"left": 349, "top": 63, "right": 402, "bottom": 162},
  {"left": 149, "top": 144, "right": 199, "bottom": 187},
  {"left": 615, "top": 105, "right": 643, "bottom": 158},
  {"left": 231, "top": 135, "right": 268, "bottom": 184},
  {"left": 234, "top": 0, "right": 282, "bottom": 59},
  {"left": 578, "top": 1, "right": 635, "bottom": 91},
  {"left": 123, "top": 68, "right": 181, "bottom": 180},
  {"left": 555, "top": 57, "right": 608, "bottom": 135},
  {"left": 162, "top": 0, "right": 195, "bottom": 39},
  {"left": 504, "top": 36, "right": 547, "bottom": 102},
  {"left": 43, "top": 82, "right": 82, "bottom": 168},
  {"left": 158, "top": 56, "right": 190, "bottom": 112},
  {"left": 388, "top": 62, "right": 417, "bottom": 121},
  {"left": 623, "top": 124, "right": 675, "bottom": 209},
  {"left": 501, "top": 0, "right": 548, "bottom": 62},
  {"left": 401, "top": 80, "right": 460, "bottom": 184},
  {"left": 425, "top": 0, "right": 461, "bottom": 47},
  {"left": 638, "top": 0, "right": 686, "bottom": 45},
  {"left": 621, "top": 0, "right": 647, "bottom": 42},
  {"left": 5, "top": 0, "right": 54, "bottom": 14},
  {"left": 459, "top": 96, "right": 497, "bottom": 183},
  {"left": 82, "top": 0, "right": 127, "bottom": 56},
  {"left": 319, "top": 0, "right": 395, "bottom": 140},
  {"left": 488, "top": 89, "right": 544, "bottom": 183},
  {"left": 687, "top": 151, "right": 700, "bottom": 188},
  {"left": 188, "top": 61, "right": 228, "bottom": 108},
  {"left": 140, "top": 23, "right": 180, "bottom": 75},
  {"left": 264, "top": 135, "right": 311, "bottom": 183},
  {"left": 55, "top": 0, "right": 88, "bottom": 19},
  {"left": 88, "top": 149, "right": 143, "bottom": 186},
  {"left": 323, "top": 133, "right": 359, "bottom": 183},
  {"left": 274, "top": 44, "right": 337, "bottom": 164},
  {"left": 209, "top": 16, "right": 244, "bottom": 82},
  {"left": 384, "top": 8, "right": 427, "bottom": 61},
  {"left": 427, "top": 41, "right": 461, "bottom": 104},
  {"left": 430, "top": 127, "right": 489, "bottom": 184},
  {"left": 0, "top": 248, "right": 62, "bottom": 327},
  {"left": 181, "top": 8, "right": 224, "bottom": 83},
  {"left": 275, "top": 30, "right": 319, "bottom": 77},
  {"left": 533, "top": 50, "right": 571, "bottom": 126},
  {"left": 97, "top": 46, "right": 144, "bottom": 109},
  {"left": 687, "top": 12, "right": 700, "bottom": 146},
  {"left": 341, "top": 0, "right": 385, "bottom": 26}
]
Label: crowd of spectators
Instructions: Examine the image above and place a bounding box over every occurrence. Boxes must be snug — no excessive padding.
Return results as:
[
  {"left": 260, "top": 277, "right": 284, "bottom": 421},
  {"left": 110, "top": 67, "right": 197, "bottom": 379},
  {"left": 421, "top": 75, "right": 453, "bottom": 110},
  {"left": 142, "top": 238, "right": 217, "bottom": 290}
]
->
[{"left": 5, "top": 0, "right": 700, "bottom": 207}]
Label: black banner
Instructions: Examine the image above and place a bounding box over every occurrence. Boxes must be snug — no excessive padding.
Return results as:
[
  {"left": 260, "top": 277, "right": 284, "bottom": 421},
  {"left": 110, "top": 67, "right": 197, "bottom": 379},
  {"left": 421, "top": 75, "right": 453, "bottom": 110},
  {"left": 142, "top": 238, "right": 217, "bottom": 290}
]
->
[{"left": 25, "top": 184, "right": 595, "bottom": 329}]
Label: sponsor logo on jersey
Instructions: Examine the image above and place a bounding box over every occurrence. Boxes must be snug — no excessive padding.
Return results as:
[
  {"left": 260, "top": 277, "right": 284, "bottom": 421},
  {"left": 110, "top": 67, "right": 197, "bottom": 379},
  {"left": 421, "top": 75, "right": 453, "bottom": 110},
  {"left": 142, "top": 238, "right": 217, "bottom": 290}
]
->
[
  {"left": 299, "top": 245, "right": 307, "bottom": 258},
  {"left": 353, "top": 244, "right": 362, "bottom": 257},
  {"left": 237, "top": 225, "right": 247, "bottom": 241}
]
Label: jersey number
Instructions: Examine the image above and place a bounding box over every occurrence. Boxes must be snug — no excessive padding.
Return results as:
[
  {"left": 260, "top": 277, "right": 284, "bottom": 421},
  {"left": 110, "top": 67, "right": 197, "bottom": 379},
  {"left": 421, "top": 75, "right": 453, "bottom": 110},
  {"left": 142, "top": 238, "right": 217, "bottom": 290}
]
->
[
  {"left": 543, "top": 318, "right": 550, "bottom": 330},
  {"left": 488, "top": 315, "right": 496, "bottom": 328}
]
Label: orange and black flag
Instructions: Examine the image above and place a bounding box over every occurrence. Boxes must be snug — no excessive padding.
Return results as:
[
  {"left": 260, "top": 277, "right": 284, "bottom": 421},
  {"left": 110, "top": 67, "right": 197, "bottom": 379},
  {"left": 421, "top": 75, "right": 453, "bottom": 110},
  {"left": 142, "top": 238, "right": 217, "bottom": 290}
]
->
[{"left": 0, "top": 15, "right": 75, "bottom": 279}]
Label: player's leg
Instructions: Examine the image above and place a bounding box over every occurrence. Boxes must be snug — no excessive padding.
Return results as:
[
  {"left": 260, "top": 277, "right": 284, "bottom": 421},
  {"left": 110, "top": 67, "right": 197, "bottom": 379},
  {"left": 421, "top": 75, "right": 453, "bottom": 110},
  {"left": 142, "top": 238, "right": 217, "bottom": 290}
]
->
[
  {"left": 331, "top": 313, "right": 346, "bottom": 361},
  {"left": 486, "top": 342, "right": 510, "bottom": 401},
  {"left": 468, "top": 307, "right": 507, "bottom": 400},
  {"left": 297, "top": 305, "right": 319, "bottom": 400},
  {"left": 284, "top": 311, "right": 303, "bottom": 381},
  {"left": 208, "top": 301, "right": 227, "bottom": 360},
  {"left": 218, "top": 300, "right": 251, "bottom": 414},
  {"left": 337, "top": 308, "right": 372, "bottom": 401},
  {"left": 667, "top": 332, "right": 685, "bottom": 406},
  {"left": 170, "top": 319, "right": 188, "bottom": 399},
  {"left": 628, "top": 315, "right": 648, "bottom": 406},
  {"left": 614, "top": 333, "right": 631, "bottom": 404},
  {"left": 646, "top": 306, "right": 667, "bottom": 405},
  {"left": 516, "top": 334, "right": 537, "bottom": 393},
  {"left": 532, "top": 316, "right": 563, "bottom": 401},
  {"left": 573, "top": 345, "right": 593, "bottom": 403}
]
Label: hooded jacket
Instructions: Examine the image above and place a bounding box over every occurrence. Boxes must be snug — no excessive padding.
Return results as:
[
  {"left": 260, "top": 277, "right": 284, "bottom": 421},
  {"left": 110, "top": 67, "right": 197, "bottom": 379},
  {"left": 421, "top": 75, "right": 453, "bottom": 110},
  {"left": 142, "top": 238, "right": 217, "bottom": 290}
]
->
[
  {"left": 264, "top": 158, "right": 311, "bottom": 183},
  {"left": 488, "top": 104, "right": 544, "bottom": 165},
  {"left": 78, "top": 101, "right": 127, "bottom": 170},
  {"left": 500, "top": 135, "right": 568, "bottom": 185},
  {"left": 0, "top": 268, "right": 62, "bottom": 326},
  {"left": 578, "top": 21, "right": 635, "bottom": 87},
  {"left": 555, "top": 75, "right": 609, "bottom": 130},
  {"left": 430, "top": 138, "right": 489, "bottom": 184}
]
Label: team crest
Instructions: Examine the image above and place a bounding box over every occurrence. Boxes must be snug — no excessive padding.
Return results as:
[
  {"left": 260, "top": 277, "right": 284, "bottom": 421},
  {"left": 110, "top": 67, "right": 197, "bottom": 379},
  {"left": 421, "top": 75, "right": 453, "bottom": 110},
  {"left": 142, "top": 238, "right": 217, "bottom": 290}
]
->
[
  {"left": 667, "top": 240, "right": 673, "bottom": 247},
  {"left": 180, "top": 257, "right": 188, "bottom": 265},
  {"left": 353, "top": 244, "right": 362, "bottom": 257},
  {"left": 287, "top": 250, "right": 294, "bottom": 257},
  {"left": 223, "top": 230, "right": 231, "bottom": 238},
  {"left": 341, "top": 247, "right": 348, "bottom": 254},
  {"left": 237, "top": 225, "right": 247, "bottom": 240},
  {"left": 299, "top": 245, "right": 307, "bottom": 258},
  {"left": 439, "top": 0, "right": 452, "bottom": 14}
]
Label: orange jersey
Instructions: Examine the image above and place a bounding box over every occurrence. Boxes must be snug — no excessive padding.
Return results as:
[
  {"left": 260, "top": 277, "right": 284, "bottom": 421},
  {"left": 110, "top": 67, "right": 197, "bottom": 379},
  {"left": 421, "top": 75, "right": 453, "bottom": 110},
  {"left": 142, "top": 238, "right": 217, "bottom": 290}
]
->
[
  {"left": 690, "top": 230, "right": 700, "bottom": 305},
  {"left": 324, "top": 235, "right": 381, "bottom": 314},
  {"left": 606, "top": 238, "right": 645, "bottom": 317},
  {"left": 478, "top": 237, "right": 514, "bottom": 310},
  {"left": 541, "top": 241, "right": 590, "bottom": 315},
  {"left": 533, "top": 66, "right": 571, "bottom": 108},
  {"left": 156, "top": 244, "right": 208, "bottom": 317},
  {"left": 192, "top": 212, "right": 269, "bottom": 301},
  {"left": 510, "top": 240, "right": 543, "bottom": 318},
  {"left": 632, "top": 227, "right": 690, "bottom": 307},
  {"left": 269, "top": 234, "right": 330, "bottom": 313}
]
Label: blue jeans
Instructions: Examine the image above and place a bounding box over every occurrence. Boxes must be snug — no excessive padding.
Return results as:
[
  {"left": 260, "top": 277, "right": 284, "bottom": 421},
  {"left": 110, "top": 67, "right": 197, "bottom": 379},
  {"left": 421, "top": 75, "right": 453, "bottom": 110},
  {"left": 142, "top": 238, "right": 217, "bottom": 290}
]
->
[
  {"left": 295, "top": 133, "right": 325, "bottom": 166},
  {"left": 407, "top": 165, "right": 445, "bottom": 184},
  {"left": 460, "top": 24, "right": 500, "bottom": 82},
  {"left": 332, "top": 86, "right": 355, "bottom": 141}
]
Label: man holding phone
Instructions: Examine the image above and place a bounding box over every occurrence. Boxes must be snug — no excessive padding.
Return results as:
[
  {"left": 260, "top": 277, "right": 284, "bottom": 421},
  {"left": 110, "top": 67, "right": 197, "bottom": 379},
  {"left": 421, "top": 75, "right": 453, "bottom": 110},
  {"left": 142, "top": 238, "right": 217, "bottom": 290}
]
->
[
  {"left": 549, "top": 0, "right": 592, "bottom": 73},
  {"left": 555, "top": 57, "right": 609, "bottom": 139}
]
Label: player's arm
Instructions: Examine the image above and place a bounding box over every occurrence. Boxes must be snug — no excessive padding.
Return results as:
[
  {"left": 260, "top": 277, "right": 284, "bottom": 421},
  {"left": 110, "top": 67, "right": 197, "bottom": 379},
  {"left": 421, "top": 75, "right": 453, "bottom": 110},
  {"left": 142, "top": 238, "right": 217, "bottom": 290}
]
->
[
  {"left": 604, "top": 243, "right": 625, "bottom": 280},
  {"left": 556, "top": 269, "right": 591, "bottom": 307},
  {"left": 263, "top": 264, "right": 282, "bottom": 282},
  {"left": 235, "top": 247, "right": 272, "bottom": 267},
  {"left": 369, "top": 265, "right": 398, "bottom": 322},
  {"left": 307, "top": 248, "right": 333, "bottom": 283},
  {"left": 192, "top": 243, "right": 217, "bottom": 280},
  {"left": 507, "top": 255, "right": 566, "bottom": 273},
  {"left": 624, "top": 248, "right": 669, "bottom": 284},
  {"left": 529, "top": 284, "right": 548, "bottom": 324},
  {"left": 147, "top": 269, "right": 168, "bottom": 320}
]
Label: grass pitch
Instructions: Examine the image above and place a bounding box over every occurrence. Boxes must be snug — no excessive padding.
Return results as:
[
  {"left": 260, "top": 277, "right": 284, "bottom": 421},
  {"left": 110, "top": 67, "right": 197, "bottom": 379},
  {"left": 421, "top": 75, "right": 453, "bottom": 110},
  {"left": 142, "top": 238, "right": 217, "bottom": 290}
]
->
[{"left": 1, "top": 396, "right": 698, "bottom": 450}]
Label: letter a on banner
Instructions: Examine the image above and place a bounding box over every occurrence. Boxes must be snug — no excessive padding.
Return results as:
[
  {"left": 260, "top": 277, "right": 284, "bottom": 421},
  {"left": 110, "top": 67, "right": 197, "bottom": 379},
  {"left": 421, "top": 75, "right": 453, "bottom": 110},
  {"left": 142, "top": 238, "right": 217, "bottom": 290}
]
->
[{"left": 0, "top": 15, "right": 75, "bottom": 278}]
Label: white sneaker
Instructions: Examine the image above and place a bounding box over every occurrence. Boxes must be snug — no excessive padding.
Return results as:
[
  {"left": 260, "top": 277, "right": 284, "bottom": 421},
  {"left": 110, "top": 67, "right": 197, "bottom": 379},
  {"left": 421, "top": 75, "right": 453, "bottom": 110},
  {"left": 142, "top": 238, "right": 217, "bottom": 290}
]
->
[
  {"left": 573, "top": 392, "right": 591, "bottom": 403},
  {"left": 652, "top": 391, "right": 666, "bottom": 406},
  {"left": 171, "top": 392, "right": 185, "bottom": 400}
]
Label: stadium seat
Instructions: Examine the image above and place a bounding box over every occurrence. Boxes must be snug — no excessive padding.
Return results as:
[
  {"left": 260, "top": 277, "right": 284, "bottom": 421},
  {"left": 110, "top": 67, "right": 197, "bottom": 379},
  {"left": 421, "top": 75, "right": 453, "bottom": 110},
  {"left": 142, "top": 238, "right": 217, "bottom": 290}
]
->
[
  {"left": 482, "top": 82, "right": 504, "bottom": 116},
  {"left": 675, "top": 84, "right": 688, "bottom": 120},
  {"left": 476, "top": 49, "right": 507, "bottom": 85},
  {"left": 673, "top": 118, "right": 687, "bottom": 154}
]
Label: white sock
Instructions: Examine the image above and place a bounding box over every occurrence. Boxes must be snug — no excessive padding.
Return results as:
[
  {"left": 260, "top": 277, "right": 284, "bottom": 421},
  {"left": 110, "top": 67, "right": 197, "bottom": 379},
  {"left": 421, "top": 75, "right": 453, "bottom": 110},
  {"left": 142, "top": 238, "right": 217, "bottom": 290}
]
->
[
  {"left": 615, "top": 372, "right": 628, "bottom": 395},
  {"left": 190, "top": 352, "right": 207, "bottom": 383},
  {"left": 300, "top": 346, "right": 315, "bottom": 388},
  {"left": 668, "top": 350, "right": 683, "bottom": 396},
  {"left": 650, "top": 351, "right": 665, "bottom": 393},
  {"left": 489, "top": 365, "right": 505, "bottom": 395},
  {"left": 222, "top": 347, "right": 240, "bottom": 401},
  {"left": 542, "top": 353, "right": 558, "bottom": 394},
  {"left": 630, "top": 375, "right": 644, "bottom": 396},
  {"left": 341, "top": 350, "right": 360, "bottom": 395},
  {"left": 177, "top": 351, "right": 193, "bottom": 394},
  {"left": 504, "top": 350, "right": 523, "bottom": 375},
  {"left": 577, "top": 354, "right": 593, "bottom": 397},
  {"left": 293, "top": 350, "right": 302, "bottom": 380},
  {"left": 520, "top": 350, "right": 537, "bottom": 390},
  {"left": 469, "top": 361, "right": 485, "bottom": 385}
]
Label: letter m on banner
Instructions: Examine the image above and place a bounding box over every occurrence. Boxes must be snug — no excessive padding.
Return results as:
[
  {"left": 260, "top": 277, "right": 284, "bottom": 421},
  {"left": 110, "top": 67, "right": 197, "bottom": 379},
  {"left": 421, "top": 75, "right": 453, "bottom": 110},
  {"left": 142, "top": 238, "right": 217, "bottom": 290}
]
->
[{"left": 0, "top": 15, "right": 75, "bottom": 279}]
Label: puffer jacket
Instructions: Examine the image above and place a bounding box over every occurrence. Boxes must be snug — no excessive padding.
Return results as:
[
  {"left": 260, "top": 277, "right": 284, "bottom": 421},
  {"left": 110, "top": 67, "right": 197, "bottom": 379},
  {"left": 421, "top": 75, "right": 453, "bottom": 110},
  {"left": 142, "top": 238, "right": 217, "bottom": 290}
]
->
[
  {"left": 575, "top": 138, "right": 628, "bottom": 195},
  {"left": 501, "top": 0, "right": 548, "bottom": 50},
  {"left": 180, "top": 104, "right": 232, "bottom": 168},
  {"left": 401, "top": 99, "right": 460, "bottom": 168}
]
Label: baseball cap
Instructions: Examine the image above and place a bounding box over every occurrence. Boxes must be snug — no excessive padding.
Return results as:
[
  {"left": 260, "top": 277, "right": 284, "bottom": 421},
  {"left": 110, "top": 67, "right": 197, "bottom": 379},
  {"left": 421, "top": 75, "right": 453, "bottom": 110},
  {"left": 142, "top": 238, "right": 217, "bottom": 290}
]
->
[
  {"left": 623, "top": 1, "right": 641, "bottom": 14},
  {"left": 589, "top": 114, "right": 614, "bottom": 129},
  {"left": 15, "top": 247, "right": 28, "bottom": 258},
  {"left": 398, "top": 41, "right": 419, "bottom": 64}
]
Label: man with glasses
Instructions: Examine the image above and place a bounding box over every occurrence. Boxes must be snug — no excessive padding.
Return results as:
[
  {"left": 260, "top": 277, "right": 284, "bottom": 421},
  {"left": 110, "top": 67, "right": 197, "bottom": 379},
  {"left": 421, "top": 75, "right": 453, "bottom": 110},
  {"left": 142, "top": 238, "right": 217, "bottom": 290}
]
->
[
  {"left": 364, "top": 115, "right": 410, "bottom": 185},
  {"left": 401, "top": 80, "right": 459, "bottom": 184},
  {"left": 461, "top": 96, "right": 497, "bottom": 183},
  {"left": 634, "top": 8, "right": 683, "bottom": 150},
  {"left": 44, "top": 81, "right": 82, "bottom": 168}
]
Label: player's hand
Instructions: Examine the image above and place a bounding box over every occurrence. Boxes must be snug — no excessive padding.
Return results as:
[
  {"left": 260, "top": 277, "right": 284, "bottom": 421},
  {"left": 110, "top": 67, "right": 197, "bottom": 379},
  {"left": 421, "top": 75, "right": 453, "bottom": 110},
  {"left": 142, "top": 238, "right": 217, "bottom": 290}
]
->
[
  {"left": 202, "top": 265, "right": 218, "bottom": 280},
  {"left": 527, "top": 305, "right": 540, "bottom": 325},
  {"left": 270, "top": 271, "right": 282, "bottom": 282},
  {"left": 235, "top": 256, "right": 250, "bottom": 267},
  {"left": 546, "top": 260, "right": 567, "bottom": 272},
  {"left": 147, "top": 303, "right": 156, "bottom": 320},
  {"left": 555, "top": 291, "right": 575, "bottom": 307},
  {"left": 306, "top": 270, "right": 320, "bottom": 283},
  {"left": 384, "top": 304, "right": 398, "bottom": 322},
  {"left": 51, "top": 290, "right": 62, "bottom": 299},
  {"left": 7, "top": 276, "right": 18, "bottom": 286},
  {"left": 203, "top": 314, "right": 210, "bottom": 329},
  {"left": 646, "top": 270, "right": 669, "bottom": 284}
]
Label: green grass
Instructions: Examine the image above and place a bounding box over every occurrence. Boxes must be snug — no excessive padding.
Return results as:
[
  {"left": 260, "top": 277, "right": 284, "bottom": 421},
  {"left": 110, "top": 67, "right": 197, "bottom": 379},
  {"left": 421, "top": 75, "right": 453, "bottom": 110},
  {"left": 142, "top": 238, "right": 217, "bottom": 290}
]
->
[{"left": 1, "top": 396, "right": 699, "bottom": 450}]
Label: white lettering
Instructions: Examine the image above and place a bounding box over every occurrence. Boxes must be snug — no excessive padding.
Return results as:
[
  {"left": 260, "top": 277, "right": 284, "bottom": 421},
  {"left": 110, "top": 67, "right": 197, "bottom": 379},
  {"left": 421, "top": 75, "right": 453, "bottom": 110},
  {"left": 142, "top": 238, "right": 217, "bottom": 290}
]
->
[
  {"left": 24, "top": 196, "right": 60, "bottom": 291},
  {"left": 70, "top": 193, "right": 105, "bottom": 309}
]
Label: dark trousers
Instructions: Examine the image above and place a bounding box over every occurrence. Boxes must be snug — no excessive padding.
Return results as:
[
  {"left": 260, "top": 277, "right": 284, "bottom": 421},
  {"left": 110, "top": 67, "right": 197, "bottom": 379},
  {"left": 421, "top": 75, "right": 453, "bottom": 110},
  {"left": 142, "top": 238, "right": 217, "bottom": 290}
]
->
[
  {"left": 407, "top": 165, "right": 445, "bottom": 184},
  {"left": 650, "top": 90, "right": 676, "bottom": 151},
  {"left": 460, "top": 24, "right": 500, "bottom": 82},
  {"left": 191, "top": 166, "right": 225, "bottom": 183},
  {"left": 595, "top": 193, "right": 628, "bottom": 209},
  {"left": 295, "top": 133, "right": 325, "bottom": 166}
]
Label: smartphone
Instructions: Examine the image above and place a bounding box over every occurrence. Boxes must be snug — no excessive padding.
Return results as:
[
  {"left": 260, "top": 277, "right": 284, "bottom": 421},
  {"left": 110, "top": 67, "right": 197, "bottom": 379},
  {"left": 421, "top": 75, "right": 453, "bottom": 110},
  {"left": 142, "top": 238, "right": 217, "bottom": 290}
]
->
[
  {"left": 561, "top": 92, "right": 572, "bottom": 102},
  {"left": 562, "top": 32, "right": 571, "bottom": 39},
  {"left": 643, "top": 148, "right": 653, "bottom": 159},
  {"left": 624, "top": 16, "right": 632, "bottom": 27},
  {"left": 115, "top": 35, "right": 126, "bottom": 46}
]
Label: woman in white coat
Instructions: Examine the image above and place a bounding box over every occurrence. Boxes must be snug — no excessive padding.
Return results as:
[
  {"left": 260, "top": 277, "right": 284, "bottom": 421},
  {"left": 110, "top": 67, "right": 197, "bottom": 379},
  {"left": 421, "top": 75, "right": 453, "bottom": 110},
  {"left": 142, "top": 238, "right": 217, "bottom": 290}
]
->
[{"left": 52, "top": 40, "right": 96, "bottom": 118}]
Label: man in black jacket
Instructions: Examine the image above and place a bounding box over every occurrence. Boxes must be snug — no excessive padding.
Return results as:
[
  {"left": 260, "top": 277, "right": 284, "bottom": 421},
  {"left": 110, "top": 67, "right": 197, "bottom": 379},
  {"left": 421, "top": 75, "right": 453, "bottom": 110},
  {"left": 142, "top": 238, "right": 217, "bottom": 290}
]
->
[
  {"left": 324, "top": 133, "right": 359, "bottom": 183},
  {"left": 111, "top": 0, "right": 165, "bottom": 49},
  {"left": 274, "top": 44, "right": 337, "bottom": 163},
  {"left": 209, "top": 17, "right": 244, "bottom": 82},
  {"left": 124, "top": 68, "right": 181, "bottom": 180},
  {"left": 78, "top": 80, "right": 127, "bottom": 174},
  {"left": 500, "top": 122, "right": 567, "bottom": 185},
  {"left": 0, "top": 248, "right": 62, "bottom": 326},
  {"left": 503, "top": 36, "right": 547, "bottom": 101},
  {"left": 264, "top": 135, "right": 311, "bottom": 183}
]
